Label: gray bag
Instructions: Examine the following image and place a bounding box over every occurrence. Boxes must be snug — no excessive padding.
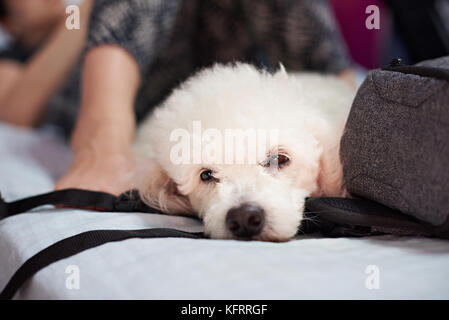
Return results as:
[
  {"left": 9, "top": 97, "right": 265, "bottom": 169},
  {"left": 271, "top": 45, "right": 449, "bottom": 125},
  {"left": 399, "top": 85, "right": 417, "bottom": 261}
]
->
[{"left": 340, "top": 56, "right": 449, "bottom": 230}]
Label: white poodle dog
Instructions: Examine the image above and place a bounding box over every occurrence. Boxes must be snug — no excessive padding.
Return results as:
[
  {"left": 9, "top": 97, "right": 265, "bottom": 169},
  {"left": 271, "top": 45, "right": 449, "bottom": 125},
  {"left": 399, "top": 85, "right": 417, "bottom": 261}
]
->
[{"left": 134, "top": 63, "right": 355, "bottom": 242}]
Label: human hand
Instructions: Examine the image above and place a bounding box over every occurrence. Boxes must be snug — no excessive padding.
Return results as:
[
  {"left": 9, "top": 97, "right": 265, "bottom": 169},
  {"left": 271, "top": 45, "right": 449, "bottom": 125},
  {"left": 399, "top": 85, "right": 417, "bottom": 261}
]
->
[
  {"left": 55, "top": 146, "right": 135, "bottom": 196},
  {"left": 55, "top": 42, "right": 141, "bottom": 196}
]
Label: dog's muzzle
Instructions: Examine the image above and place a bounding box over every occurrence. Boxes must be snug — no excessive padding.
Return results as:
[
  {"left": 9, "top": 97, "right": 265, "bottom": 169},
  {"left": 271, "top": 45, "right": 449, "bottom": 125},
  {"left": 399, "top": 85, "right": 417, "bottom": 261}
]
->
[{"left": 225, "top": 203, "right": 265, "bottom": 238}]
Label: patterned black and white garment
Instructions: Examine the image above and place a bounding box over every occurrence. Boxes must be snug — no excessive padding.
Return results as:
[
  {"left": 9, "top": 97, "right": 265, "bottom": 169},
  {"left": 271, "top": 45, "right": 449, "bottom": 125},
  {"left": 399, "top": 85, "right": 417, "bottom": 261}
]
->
[{"left": 0, "top": 0, "right": 351, "bottom": 136}]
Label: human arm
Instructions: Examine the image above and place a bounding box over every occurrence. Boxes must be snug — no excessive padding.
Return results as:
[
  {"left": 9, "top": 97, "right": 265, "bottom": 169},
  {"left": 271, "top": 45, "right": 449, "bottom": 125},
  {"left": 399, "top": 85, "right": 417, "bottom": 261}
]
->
[
  {"left": 0, "top": 0, "right": 92, "bottom": 127},
  {"left": 54, "top": 44, "right": 140, "bottom": 195}
]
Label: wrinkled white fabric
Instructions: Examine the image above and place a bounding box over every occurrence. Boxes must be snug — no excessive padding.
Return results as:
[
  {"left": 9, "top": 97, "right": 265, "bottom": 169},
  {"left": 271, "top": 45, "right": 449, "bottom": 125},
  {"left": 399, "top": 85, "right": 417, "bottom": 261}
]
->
[{"left": 1, "top": 124, "right": 448, "bottom": 299}]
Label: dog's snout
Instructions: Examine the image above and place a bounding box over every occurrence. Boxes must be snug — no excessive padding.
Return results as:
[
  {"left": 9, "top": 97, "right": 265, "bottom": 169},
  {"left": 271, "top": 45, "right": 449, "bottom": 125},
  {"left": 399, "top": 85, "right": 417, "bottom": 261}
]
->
[{"left": 226, "top": 203, "right": 265, "bottom": 238}]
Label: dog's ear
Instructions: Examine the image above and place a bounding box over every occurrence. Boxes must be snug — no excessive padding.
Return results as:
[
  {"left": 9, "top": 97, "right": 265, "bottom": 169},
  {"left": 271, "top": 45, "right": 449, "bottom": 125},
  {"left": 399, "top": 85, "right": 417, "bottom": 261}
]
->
[
  {"left": 314, "top": 139, "right": 346, "bottom": 197},
  {"left": 311, "top": 121, "right": 346, "bottom": 197},
  {"left": 135, "top": 159, "right": 194, "bottom": 215}
]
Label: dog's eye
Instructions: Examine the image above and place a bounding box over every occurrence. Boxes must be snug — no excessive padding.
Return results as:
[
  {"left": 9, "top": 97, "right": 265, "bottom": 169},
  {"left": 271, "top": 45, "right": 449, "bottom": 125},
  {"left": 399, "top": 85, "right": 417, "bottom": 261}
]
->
[
  {"left": 264, "top": 154, "right": 290, "bottom": 168},
  {"left": 200, "top": 170, "right": 215, "bottom": 182}
]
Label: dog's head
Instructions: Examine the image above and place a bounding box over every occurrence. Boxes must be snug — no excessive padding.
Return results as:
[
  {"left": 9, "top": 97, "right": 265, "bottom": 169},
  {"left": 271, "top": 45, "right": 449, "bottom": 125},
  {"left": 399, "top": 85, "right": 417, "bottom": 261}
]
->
[{"left": 135, "top": 63, "right": 349, "bottom": 241}]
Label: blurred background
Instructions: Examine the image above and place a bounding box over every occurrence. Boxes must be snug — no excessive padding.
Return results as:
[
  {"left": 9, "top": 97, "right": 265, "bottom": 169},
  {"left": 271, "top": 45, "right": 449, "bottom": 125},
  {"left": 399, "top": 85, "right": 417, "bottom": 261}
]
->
[
  {"left": 0, "top": 0, "right": 448, "bottom": 133},
  {"left": 330, "top": 0, "right": 449, "bottom": 69},
  {"left": 1, "top": 0, "right": 448, "bottom": 69}
]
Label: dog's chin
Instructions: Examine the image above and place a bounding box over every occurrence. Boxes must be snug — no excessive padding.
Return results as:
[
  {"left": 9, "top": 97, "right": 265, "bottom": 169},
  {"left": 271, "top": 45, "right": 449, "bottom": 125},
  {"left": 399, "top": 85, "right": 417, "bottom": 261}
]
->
[
  {"left": 207, "top": 231, "right": 295, "bottom": 242},
  {"left": 205, "top": 224, "right": 299, "bottom": 242},
  {"left": 202, "top": 204, "right": 303, "bottom": 242},
  {"left": 257, "top": 228, "right": 297, "bottom": 242}
]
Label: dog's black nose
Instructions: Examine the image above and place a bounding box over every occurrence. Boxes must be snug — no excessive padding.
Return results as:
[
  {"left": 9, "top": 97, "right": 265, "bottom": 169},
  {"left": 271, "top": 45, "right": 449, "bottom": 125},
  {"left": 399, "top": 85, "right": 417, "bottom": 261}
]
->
[{"left": 226, "top": 203, "right": 265, "bottom": 238}]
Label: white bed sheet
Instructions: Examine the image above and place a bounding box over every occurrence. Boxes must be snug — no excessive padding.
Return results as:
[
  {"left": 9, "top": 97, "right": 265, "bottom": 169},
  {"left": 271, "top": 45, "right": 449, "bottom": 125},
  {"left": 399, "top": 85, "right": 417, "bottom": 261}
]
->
[{"left": 1, "top": 123, "right": 449, "bottom": 299}]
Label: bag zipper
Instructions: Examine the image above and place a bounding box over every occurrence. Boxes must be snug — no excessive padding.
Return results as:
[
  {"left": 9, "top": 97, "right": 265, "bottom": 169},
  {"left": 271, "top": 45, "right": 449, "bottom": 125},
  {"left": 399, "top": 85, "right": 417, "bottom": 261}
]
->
[{"left": 382, "top": 58, "right": 449, "bottom": 82}]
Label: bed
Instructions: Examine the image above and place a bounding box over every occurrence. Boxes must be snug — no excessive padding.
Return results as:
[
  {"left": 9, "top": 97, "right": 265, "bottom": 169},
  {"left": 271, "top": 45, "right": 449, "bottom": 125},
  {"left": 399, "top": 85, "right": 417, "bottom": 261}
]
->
[{"left": 1, "top": 123, "right": 448, "bottom": 299}]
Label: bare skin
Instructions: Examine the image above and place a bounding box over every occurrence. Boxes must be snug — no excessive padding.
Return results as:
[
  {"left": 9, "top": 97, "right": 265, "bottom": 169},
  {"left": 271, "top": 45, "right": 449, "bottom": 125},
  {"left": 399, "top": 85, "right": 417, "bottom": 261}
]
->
[
  {"left": 54, "top": 45, "right": 140, "bottom": 195},
  {"left": 55, "top": 42, "right": 356, "bottom": 195},
  {"left": 0, "top": 0, "right": 92, "bottom": 127}
]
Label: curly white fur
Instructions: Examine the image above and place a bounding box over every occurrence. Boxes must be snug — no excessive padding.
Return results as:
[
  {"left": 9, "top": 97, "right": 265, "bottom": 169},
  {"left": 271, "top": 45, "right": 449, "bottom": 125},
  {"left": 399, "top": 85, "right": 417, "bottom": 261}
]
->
[{"left": 133, "top": 63, "right": 355, "bottom": 241}]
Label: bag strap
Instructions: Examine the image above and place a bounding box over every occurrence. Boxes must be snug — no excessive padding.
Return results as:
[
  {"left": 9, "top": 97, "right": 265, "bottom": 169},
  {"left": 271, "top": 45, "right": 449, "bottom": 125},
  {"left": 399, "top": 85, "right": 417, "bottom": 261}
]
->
[
  {"left": 0, "top": 188, "right": 205, "bottom": 299},
  {"left": 2, "top": 189, "right": 447, "bottom": 299},
  {"left": 382, "top": 58, "right": 449, "bottom": 82},
  {"left": 0, "top": 228, "right": 204, "bottom": 300},
  {"left": 0, "top": 188, "right": 164, "bottom": 219},
  {"left": 305, "top": 197, "right": 449, "bottom": 239}
]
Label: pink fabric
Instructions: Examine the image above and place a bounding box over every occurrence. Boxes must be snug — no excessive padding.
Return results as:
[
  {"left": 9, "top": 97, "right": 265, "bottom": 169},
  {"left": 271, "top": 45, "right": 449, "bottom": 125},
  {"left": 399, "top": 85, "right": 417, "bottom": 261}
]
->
[{"left": 330, "top": 0, "right": 391, "bottom": 69}]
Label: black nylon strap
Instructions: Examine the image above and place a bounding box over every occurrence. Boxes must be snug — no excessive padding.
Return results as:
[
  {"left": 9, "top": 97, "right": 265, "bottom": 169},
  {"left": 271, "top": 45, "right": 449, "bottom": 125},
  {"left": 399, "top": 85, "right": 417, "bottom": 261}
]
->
[
  {"left": 306, "top": 197, "right": 449, "bottom": 239},
  {"left": 1, "top": 189, "right": 116, "bottom": 218},
  {"left": 381, "top": 65, "right": 449, "bottom": 82},
  {"left": 0, "top": 228, "right": 205, "bottom": 300},
  {"left": 1, "top": 189, "right": 447, "bottom": 300},
  {"left": 0, "top": 188, "right": 164, "bottom": 220},
  {"left": 0, "top": 189, "right": 204, "bottom": 299}
]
